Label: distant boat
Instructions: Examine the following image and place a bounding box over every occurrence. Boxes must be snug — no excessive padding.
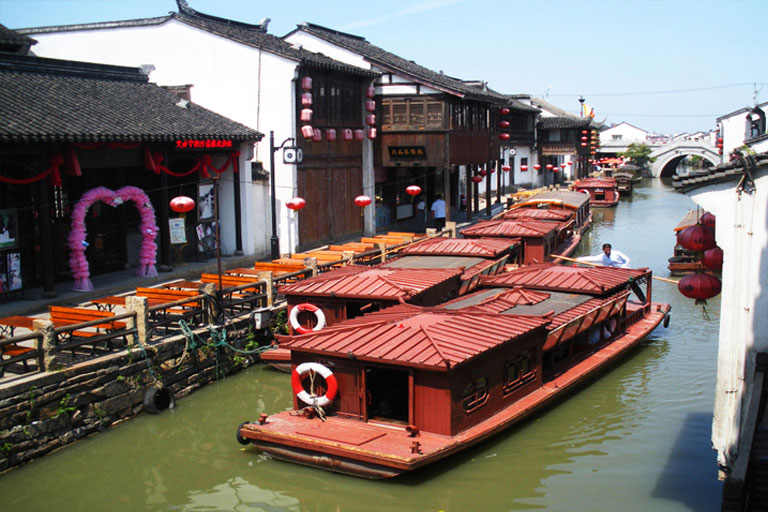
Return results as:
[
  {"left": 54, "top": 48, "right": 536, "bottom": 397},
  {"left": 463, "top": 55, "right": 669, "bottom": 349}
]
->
[{"left": 572, "top": 177, "right": 620, "bottom": 207}]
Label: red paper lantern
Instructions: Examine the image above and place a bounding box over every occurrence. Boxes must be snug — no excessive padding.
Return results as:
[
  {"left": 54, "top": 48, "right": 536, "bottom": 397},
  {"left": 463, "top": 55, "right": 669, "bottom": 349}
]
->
[
  {"left": 354, "top": 129, "right": 365, "bottom": 141},
  {"left": 286, "top": 197, "right": 306, "bottom": 211},
  {"left": 366, "top": 85, "right": 376, "bottom": 98},
  {"left": 406, "top": 185, "right": 422, "bottom": 196},
  {"left": 354, "top": 194, "right": 372, "bottom": 207},
  {"left": 342, "top": 128, "right": 353, "bottom": 141},
  {"left": 502, "top": 165, "right": 511, "bottom": 172},
  {"left": 169, "top": 195, "right": 195, "bottom": 213},
  {"left": 471, "top": 175, "right": 483, "bottom": 184},
  {"left": 301, "top": 76, "right": 313, "bottom": 91},
  {"left": 702, "top": 246, "right": 723, "bottom": 270},
  {"left": 368, "top": 127, "right": 377, "bottom": 139},
  {"left": 499, "top": 133, "right": 511, "bottom": 141},
  {"left": 678, "top": 272, "right": 721, "bottom": 305},
  {"left": 564, "top": 161, "right": 572, "bottom": 167},
  {"left": 300, "top": 108, "right": 313, "bottom": 122},
  {"left": 677, "top": 224, "right": 716, "bottom": 252},
  {"left": 366, "top": 114, "right": 376, "bottom": 126},
  {"left": 312, "top": 128, "right": 322, "bottom": 142},
  {"left": 326, "top": 128, "right": 337, "bottom": 141},
  {"left": 498, "top": 120, "right": 510, "bottom": 129},
  {"left": 301, "top": 92, "right": 312, "bottom": 107},
  {"left": 301, "top": 125, "right": 314, "bottom": 138},
  {"left": 552, "top": 166, "right": 560, "bottom": 172},
  {"left": 546, "top": 164, "right": 553, "bottom": 169},
  {"left": 520, "top": 165, "right": 528, "bottom": 171},
  {"left": 700, "top": 212, "right": 716, "bottom": 228},
  {"left": 365, "top": 99, "right": 376, "bottom": 112},
  {"left": 499, "top": 107, "right": 510, "bottom": 115},
  {"left": 533, "top": 164, "right": 541, "bottom": 170},
  {"left": 478, "top": 169, "right": 487, "bottom": 177}
]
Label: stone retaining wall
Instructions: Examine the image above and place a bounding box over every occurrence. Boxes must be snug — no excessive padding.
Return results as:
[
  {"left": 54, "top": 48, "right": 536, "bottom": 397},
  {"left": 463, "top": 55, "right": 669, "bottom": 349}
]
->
[{"left": 0, "top": 319, "right": 262, "bottom": 472}]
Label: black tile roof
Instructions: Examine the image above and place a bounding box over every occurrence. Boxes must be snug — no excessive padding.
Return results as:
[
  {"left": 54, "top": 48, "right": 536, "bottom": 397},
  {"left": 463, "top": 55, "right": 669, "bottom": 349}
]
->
[
  {"left": 0, "top": 23, "right": 36, "bottom": 53},
  {"left": 289, "top": 22, "right": 504, "bottom": 103},
  {"left": 672, "top": 153, "right": 768, "bottom": 193},
  {"left": 18, "top": 11, "right": 376, "bottom": 79},
  {"left": 0, "top": 53, "right": 263, "bottom": 144},
  {"left": 538, "top": 116, "right": 593, "bottom": 130}
]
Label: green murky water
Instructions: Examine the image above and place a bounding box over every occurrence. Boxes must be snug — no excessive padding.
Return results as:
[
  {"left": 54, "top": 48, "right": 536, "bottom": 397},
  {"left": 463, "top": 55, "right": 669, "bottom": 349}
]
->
[{"left": 0, "top": 179, "right": 722, "bottom": 511}]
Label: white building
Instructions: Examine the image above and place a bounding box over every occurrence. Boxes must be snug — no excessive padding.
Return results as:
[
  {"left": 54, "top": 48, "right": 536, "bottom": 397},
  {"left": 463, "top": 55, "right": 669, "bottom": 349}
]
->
[
  {"left": 21, "top": 1, "right": 377, "bottom": 256},
  {"left": 717, "top": 102, "right": 768, "bottom": 159},
  {"left": 674, "top": 154, "right": 768, "bottom": 508}
]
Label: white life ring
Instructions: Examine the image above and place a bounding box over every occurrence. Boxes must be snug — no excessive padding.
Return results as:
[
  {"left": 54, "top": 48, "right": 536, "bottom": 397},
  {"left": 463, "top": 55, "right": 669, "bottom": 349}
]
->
[
  {"left": 292, "top": 362, "right": 338, "bottom": 407},
  {"left": 289, "top": 303, "right": 326, "bottom": 334}
]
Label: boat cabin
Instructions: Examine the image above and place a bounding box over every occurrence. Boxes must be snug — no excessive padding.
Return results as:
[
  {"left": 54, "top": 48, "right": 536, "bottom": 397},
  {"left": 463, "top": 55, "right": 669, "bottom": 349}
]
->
[
  {"left": 572, "top": 177, "right": 620, "bottom": 207},
  {"left": 283, "top": 308, "right": 549, "bottom": 434},
  {"left": 278, "top": 266, "right": 463, "bottom": 334},
  {"left": 460, "top": 219, "right": 561, "bottom": 265}
]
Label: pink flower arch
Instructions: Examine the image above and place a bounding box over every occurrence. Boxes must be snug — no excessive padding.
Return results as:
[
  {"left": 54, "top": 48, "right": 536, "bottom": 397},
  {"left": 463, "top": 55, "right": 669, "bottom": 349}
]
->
[{"left": 68, "top": 186, "right": 158, "bottom": 291}]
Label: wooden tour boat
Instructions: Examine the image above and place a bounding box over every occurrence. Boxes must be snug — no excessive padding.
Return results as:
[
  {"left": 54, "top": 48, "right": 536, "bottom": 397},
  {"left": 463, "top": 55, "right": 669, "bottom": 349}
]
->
[
  {"left": 260, "top": 237, "right": 517, "bottom": 371},
  {"left": 613, "top": 172, "right": 634, "bottom": 196},
  {"left": 238, "top": 263, "right": 671, "bottom": 478},
  {"left": 572, "top": 177, "right": 620, "bottom": 207}
]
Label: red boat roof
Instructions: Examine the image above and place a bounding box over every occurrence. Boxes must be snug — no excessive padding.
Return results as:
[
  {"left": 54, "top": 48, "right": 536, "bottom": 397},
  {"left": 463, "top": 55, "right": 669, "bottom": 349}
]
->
[
  {"left": 479, "top": 263, "right": 648, "bottom": 295},
  {"left": 514, "top": 190, "right": 591, "bottom": 209},
  {"left": 439, "top": 286, "right": 627, "bottom": 330},
  {"left": 283, "top": 309, "right": 549, "bottom": 370},
  {"left": 278, "top": 266, "right": 462, "bottom": 300},
  {"left": 573, "top": 177, "right": 617, "bottom": 188},
  {"left": 399, "top": 236, "right": 516, "bottom": 257},
  {"left": 500, "top": 208, "right": 573, "bottom": 222},
  {"left": 460, "top": 219, "right": 560, "bottom": 238}
]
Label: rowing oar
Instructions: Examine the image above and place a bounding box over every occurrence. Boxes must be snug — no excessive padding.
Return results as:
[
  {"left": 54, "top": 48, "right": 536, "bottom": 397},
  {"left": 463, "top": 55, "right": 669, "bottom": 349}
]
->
[{"left": 552, "top": 254, "right": 679, "bottom": 284}]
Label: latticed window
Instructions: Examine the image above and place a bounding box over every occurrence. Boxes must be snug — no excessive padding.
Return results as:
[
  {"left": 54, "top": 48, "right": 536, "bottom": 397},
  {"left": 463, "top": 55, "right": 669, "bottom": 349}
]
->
[
  {"left": 462, "top": 376, "right": 489, "bottom": 412},
  {"left": 381, "top": 98, "right": 445, "bottom": 131},
  {"left": 503, "top": 350, "right": 536, "bottom": 394}
]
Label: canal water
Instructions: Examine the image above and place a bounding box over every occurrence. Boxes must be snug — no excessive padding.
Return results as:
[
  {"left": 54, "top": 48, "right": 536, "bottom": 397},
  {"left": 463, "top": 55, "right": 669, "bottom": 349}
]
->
[{"left": 0, "top": 179, "right": 723, "bottom": 511}]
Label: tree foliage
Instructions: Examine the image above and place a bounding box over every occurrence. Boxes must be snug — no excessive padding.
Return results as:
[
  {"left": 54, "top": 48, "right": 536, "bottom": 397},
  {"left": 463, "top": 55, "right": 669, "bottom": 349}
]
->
[{"left": 620, "top": 143, "right": 656, "bottom": 168}]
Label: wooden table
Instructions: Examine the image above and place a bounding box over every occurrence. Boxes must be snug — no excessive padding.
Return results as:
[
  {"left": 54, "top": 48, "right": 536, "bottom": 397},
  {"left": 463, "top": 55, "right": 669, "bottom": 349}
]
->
[
  {"left": 90, "top": 296, "right": 167, "bottom": 311},
  {"left": 0, "top": 315, "right": 38, "bottom": 337}
]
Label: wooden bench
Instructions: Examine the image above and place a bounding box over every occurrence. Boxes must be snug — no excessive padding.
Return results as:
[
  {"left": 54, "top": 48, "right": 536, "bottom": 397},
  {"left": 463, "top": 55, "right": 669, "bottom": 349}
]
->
[
  {"left": 253, "top": 262, "right": 306, "bottom": 273},
  {"left": 48, "top": 306, "right": 127, "bottom": 355},
  {"left": 136, "top": 287, "right": 200, "bottom": 308}
]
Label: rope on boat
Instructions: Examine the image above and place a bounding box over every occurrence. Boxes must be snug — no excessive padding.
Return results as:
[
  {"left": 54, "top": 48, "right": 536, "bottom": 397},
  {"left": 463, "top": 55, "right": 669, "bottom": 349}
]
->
[{"left": 289, "top": 368, "right": 327, "bottom": 421}]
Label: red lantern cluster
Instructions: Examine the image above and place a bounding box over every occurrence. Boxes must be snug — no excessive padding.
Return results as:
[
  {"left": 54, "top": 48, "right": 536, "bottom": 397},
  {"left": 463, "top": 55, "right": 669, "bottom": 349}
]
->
[
  {"left": 702, "top": 246, "right": 723, "bottom": 270},
  {"left": 471, "top": 175, "right": 483, "bottom": 184},
  {"left": 502, "top": 165, "right": 511, "bottom": 172},
  {"left": 498, "top": 105, "right": 512, "bottom": 141},
  {"left": 677, "top": 224, "right": 716, "bottom": 252},
  {"left": 678, "top": 272, "right": 721, "bottom": 305},
  {"left": 286, "top": 197, "right": 306, "bottom": 211},
  {"left": 716, "top": 131, "right": 723, "bottom": 155},
  {"left": 302, "top": 78, "right": 376, "bottom": 143},
  {"left": 169, "top": 195, "right": 195, "bottom": 213},
  {"left": 354, "top": 195, "right": 372, "bottom": 207}
]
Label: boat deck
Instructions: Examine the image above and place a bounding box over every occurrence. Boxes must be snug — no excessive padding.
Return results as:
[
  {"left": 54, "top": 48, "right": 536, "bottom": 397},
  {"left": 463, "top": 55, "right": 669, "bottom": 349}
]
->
[{"left": 241, "top": 302, "right": 671, "bottom": 478}]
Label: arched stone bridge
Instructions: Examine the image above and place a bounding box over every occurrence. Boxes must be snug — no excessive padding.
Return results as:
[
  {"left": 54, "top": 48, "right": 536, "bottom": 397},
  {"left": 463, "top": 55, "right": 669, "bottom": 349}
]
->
[{"left": 649, "top": 140, "right": 721, "bottom": 178}]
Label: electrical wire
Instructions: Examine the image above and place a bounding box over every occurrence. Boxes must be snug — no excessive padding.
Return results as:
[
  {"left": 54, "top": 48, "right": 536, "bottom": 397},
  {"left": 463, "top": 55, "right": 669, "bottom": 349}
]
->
[{"left": 549, "top": 82, "right": 766, "bottom": 98}]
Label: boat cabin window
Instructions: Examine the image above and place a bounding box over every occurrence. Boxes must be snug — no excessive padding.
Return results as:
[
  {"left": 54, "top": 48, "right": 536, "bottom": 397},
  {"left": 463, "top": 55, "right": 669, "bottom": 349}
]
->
[
  {"left": 365, "top": 367, "right": 409, "bottom": 423},
  {"left": 503, "top": 349, "right": 536, "bottom": 395},
  {"left": 462, "top": 376, "right": 489, "bottom": 413}
]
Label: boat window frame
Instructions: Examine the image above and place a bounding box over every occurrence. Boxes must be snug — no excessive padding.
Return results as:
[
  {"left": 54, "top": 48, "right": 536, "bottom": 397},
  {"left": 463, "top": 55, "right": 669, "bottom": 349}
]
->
[
  {"left": 461, "top": 375, "right": 489, "bottom": 413},
  {"left": 503, "top": 349, "right": 537, "bottom": 395}
]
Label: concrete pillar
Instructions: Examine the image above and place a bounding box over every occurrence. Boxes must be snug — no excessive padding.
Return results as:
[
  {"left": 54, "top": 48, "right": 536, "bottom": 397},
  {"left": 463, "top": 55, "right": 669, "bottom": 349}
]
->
[
  {"left": 34, "top": 319, "right": 60, "bottom": 371},
  {"left": 258, "top": 271, "right": 274, "bottom": 307}
]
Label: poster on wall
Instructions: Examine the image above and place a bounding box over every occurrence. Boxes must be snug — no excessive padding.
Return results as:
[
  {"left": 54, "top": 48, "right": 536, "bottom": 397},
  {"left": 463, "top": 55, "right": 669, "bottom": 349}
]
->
[
  {"left": 7, "top": 252, "right": 22, "bottom": 290},
  {"left": 169, "top": 218, "right": 187, "bottom": 244},
  {"left": 198, "top": 183, "right": 214, "bottom": 221},
  {"left": 0, "top": 210, "right": 17, "bottom": 250}
]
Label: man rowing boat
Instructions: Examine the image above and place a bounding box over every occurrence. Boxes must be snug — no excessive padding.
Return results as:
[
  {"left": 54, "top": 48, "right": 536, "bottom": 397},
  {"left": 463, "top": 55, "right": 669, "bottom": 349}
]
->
[{"left": 576, "top": 243, "right": 631, "bottom": 268}]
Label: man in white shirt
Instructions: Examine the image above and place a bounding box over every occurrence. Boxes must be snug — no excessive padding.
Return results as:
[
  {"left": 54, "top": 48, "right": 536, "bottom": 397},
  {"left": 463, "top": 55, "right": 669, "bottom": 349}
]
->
[
  {"left": 577, "top": 243, "right": 631, "bottom": 268},
  {"left": 430, "top": 194, "right": 446, "bottom": 230}
]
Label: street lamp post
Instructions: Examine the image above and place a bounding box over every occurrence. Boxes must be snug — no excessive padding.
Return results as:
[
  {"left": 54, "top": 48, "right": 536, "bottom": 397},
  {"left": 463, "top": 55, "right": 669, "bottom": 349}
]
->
[{"left": 269, "top": 130, "right": 296, "bottom": 260}]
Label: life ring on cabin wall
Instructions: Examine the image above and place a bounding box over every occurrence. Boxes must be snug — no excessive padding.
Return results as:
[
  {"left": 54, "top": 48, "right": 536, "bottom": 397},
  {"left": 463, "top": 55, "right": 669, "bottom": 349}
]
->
[
  {"left": 292, "top": 362, "right": 338, "bottom": 407},
  {"left": 289, "top": 303, "right": 327, "bottom": 334}
]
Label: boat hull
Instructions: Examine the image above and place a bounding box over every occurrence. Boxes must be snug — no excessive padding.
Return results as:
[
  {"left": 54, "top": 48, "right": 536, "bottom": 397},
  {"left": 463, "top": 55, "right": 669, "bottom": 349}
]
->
[{"left": 239, "top": 302, "right": 671, "bottom": 478}]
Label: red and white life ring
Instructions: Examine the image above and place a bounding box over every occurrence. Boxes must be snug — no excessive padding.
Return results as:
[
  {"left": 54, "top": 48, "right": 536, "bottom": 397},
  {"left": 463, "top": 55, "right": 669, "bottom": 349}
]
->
[
  {"left": 291, "top": 362, "right": 338, "bottom": 407},
  {"left": 289, "top": 303, "right": 326, "bottom": 334}
]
